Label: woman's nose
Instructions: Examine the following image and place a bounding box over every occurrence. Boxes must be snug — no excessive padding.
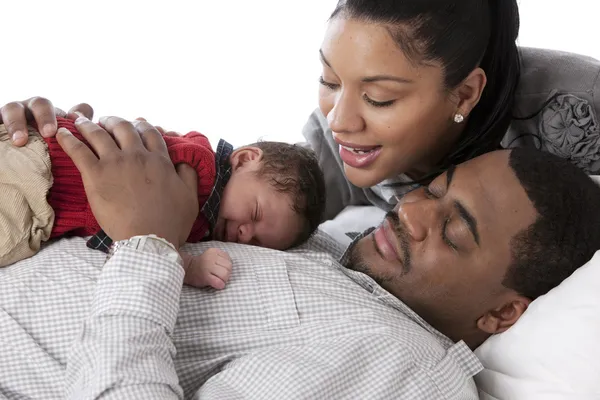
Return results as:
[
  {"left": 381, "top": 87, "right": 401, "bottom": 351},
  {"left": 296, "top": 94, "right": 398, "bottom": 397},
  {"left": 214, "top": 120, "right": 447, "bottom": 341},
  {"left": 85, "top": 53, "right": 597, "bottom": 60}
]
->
[{"left": 326, "top": 91, "right": 365, "bottom": 134}]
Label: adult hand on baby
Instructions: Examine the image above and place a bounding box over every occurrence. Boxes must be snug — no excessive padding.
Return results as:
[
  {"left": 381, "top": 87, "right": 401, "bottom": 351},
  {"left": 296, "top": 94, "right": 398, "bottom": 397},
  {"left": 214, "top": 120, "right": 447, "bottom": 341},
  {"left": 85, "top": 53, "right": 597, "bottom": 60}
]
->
[
  {"left": 182, "top": 249, "right": 233, "bottom": 290},
  {"left": 135, "top": 117, "right": 182, "bottom": 137},
  {"left": 56, "top": 116, "right": 199, "bottom": 249},
  {"left": 0, "top": 96, "right": 93, "bottom": 146}
]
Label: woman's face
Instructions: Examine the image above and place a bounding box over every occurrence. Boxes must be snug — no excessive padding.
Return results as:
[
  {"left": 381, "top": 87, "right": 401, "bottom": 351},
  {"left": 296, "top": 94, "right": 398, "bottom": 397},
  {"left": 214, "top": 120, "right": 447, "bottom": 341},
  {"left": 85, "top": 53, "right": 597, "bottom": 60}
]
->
[{"left": 319, "top": 17, "right": 463, "bottom": 188}]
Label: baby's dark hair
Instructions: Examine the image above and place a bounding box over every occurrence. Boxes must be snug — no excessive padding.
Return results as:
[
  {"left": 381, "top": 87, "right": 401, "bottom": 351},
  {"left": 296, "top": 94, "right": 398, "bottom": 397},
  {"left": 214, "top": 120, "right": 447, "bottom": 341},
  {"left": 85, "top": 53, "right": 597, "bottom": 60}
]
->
[{"left": 247, "top": 141, "right": 326, "bottom": 246}]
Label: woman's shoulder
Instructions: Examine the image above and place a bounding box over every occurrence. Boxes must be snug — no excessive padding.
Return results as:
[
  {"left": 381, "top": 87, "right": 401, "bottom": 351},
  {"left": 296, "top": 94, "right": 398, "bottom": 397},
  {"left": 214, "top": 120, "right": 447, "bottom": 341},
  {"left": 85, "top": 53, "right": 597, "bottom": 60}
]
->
[
  {"left": 368, "top": 176, "right": 420, "bottom": 209},
  {"left": 302, "top": 108, "right": 335, "bottom": 149}
]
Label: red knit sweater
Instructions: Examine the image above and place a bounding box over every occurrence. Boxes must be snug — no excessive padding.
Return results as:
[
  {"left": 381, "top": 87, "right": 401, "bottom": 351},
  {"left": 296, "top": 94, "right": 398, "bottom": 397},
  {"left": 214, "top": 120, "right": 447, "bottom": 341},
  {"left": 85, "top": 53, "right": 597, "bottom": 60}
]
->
[{"left": 44, "top": 118, "right": 216, "bottom": 242}]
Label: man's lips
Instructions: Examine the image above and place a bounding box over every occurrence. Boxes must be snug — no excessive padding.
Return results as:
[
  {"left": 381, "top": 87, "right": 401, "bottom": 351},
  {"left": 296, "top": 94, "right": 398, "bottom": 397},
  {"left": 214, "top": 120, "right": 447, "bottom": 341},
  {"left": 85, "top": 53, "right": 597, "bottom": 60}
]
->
[{"left": 373, "top": 218, "right": 402, "bottom": 263}]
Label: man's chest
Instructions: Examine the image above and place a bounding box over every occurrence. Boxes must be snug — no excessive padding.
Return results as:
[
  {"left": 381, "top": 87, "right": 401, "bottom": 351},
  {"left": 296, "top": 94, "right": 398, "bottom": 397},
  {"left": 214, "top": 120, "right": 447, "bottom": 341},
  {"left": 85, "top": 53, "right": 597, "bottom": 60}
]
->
[
  {"left": 0, "top": 238, "right": 448, "bottom": 399},
  {"left": 172, "top": 245, "right": 419, "bottom": 396}
]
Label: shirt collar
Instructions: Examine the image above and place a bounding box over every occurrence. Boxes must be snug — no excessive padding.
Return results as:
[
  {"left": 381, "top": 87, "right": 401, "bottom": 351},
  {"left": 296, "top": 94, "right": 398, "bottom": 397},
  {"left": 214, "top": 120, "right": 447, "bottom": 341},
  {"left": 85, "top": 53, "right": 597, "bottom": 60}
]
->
[
  {"left": 338, "top": 232, "right": 482, "bottom": 375},
  {"left": 201, "top": 139, "right": 234, "bottom": 234},
  {"left": 338, "top": 227, "right": 470, "bottom": 352}
]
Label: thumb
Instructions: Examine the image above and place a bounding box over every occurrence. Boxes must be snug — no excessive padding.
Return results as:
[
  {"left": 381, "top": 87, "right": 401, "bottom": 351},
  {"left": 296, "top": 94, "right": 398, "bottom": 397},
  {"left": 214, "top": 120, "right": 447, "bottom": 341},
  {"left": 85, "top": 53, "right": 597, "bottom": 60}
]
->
[
  {"left": 176, "top": 163, "right": 199, "bottom": 195},
  {"left": 56, "top": 128, "right": 97, "bottom": 173}
]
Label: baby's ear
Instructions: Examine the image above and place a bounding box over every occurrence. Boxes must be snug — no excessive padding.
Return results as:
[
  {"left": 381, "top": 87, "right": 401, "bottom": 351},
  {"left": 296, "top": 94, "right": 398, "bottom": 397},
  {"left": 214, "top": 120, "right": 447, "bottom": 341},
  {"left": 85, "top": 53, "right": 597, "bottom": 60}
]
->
[{"left": 229, "top": 146, "right": 263, "bottom": 171}]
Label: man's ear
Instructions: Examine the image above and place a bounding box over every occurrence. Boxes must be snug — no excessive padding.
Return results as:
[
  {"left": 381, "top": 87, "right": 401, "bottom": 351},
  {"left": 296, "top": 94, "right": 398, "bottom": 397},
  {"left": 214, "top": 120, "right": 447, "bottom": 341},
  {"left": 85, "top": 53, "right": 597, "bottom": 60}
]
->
[
  {"left": 476, "top": 295, "right": 531, "bottom": 335},
  {"left": 229, "top": 146, "right": 263, "bottom": 171},
  {"left": 453, "top": 67, "right": 487, "bottom": 119}
]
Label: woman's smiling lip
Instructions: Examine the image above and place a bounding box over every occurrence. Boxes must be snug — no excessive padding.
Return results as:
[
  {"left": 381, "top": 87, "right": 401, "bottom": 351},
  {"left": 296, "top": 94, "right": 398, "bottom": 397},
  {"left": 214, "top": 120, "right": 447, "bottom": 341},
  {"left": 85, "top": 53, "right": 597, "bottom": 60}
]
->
[
  {"left": 339, "top": 146, "right": 382, "bottom": 168},
  {"left": 333, "top": 136, "right": 381, "bottom": 151},
  {"left": 333, "top": 136, "right": 383, "bottom": 168}
]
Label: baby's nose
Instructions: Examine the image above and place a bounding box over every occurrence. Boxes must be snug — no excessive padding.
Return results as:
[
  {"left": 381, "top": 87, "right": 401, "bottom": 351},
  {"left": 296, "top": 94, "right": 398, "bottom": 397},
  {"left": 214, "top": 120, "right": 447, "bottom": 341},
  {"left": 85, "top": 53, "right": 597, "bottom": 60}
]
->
[{"left": 238, "top": 223, "right": 255, "bottom": 244}]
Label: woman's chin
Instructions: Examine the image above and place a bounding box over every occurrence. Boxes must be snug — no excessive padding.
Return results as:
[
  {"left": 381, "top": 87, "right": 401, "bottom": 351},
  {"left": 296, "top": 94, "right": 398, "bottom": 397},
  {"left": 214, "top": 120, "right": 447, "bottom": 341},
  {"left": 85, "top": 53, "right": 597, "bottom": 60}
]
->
[{"left": 343, "top": 163, "right": 387, "bottom": 188}]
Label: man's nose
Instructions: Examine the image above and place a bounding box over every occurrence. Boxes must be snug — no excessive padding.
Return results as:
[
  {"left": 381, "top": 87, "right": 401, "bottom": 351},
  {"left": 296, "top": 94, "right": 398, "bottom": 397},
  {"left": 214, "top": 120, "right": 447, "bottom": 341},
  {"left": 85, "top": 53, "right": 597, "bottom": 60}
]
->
[{"left": 396, "top": 199, "right": 439, "bottom": 242}]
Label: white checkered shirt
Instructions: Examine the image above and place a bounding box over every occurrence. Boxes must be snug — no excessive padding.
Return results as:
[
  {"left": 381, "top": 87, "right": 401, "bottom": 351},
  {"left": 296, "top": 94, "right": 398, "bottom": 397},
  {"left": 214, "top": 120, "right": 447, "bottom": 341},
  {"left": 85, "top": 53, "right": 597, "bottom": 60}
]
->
[{"left": 0, "top": 231, "right": 482, "bottom": 399}]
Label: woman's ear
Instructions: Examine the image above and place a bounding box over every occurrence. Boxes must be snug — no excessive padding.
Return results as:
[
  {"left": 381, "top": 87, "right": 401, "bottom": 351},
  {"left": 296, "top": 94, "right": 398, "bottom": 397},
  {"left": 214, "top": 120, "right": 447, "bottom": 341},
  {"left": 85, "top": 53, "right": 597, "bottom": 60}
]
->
[
  {"left": 229, "top": 146, "right": 263, "bottom": 171},
  {"left": 476, "top": 294, "right": 531, "bottom": 335},
  {"left": 454, "top": 67, "right": 487, "bottom": 118}
]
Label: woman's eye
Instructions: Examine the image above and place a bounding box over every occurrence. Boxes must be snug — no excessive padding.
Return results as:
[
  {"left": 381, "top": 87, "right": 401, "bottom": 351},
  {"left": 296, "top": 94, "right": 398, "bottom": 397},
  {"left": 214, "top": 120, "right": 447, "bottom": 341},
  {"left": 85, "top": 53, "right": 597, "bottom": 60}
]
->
[
  {"left": 363, "top": 94, "right": 395, "bottom": 108},
  {"left": 318, "top": 76, "right": 339, "bottom": 90},
  {"left": 423, "top": 187, "right": 437, "bottom": 198}
]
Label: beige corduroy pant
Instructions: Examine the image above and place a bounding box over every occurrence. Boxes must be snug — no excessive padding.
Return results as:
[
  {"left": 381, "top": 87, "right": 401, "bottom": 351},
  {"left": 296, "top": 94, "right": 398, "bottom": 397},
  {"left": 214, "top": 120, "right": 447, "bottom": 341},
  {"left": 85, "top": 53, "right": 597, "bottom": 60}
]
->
[{"left": 0, "top": 124, "right": 54, "bottom": 267}]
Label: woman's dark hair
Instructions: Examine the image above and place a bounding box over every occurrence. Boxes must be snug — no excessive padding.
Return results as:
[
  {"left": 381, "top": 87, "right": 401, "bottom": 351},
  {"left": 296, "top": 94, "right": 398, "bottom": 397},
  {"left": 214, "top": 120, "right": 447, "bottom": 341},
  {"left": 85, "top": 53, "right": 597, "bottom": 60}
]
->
[{"left": 331, "top": 0, "right": 521, "bottom": 180}]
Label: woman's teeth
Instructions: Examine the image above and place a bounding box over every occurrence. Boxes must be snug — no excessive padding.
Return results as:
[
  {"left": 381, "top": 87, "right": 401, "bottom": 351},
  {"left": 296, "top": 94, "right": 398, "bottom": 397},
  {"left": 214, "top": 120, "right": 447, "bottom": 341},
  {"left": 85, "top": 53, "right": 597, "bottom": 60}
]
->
[{"left": 341, "top": 145, "right": 373, "bottom": 154}]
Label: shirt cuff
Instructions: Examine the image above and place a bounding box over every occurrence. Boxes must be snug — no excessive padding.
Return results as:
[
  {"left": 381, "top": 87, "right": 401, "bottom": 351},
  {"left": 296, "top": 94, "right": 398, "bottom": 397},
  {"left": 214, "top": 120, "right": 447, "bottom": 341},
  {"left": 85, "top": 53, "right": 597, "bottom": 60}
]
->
[{"left": 91, "top": 246, "right": 185, "bottom": 334}]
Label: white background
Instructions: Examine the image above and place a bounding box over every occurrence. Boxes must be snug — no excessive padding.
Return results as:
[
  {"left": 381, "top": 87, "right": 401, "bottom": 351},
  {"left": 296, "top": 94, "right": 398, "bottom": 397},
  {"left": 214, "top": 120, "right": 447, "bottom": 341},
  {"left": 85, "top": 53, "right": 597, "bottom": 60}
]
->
[{"left": 2, "top": 0, "right": 599, "bottom": 147}]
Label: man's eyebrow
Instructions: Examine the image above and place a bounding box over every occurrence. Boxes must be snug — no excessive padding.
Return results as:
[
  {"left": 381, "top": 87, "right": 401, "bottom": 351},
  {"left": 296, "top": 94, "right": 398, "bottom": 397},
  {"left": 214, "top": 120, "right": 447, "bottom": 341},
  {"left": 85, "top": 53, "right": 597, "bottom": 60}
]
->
[
  {"left": 446, "top": 165, "right": 480, "bottom": 246},
  {"left": 454, "top": 201, "right": 480, "bottom": 246}
]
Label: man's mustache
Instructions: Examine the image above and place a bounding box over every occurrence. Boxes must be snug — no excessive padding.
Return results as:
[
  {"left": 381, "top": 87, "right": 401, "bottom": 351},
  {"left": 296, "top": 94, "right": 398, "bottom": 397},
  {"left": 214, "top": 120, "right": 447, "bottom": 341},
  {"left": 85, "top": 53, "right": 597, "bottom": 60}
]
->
[{"left": 385, "top": 211, "right": 412, "bottom": 273}]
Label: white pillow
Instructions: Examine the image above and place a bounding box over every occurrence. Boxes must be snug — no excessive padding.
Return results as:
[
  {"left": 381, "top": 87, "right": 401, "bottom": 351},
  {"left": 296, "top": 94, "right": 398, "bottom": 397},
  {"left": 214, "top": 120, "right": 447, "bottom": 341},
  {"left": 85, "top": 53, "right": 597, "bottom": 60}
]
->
[
  {"left": 319, "top": 205, "right": 386, "bottom": 247},
  {"left": 475, "top": 249, "right": 600, "bottom": 400}
]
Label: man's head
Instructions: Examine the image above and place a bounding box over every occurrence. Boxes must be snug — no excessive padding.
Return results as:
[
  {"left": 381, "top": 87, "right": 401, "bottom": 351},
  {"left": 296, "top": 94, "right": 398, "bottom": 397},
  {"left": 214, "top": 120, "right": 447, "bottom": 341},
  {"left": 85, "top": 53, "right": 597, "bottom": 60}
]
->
[
  {"left": 347, "top": 148, "right": 600, "bottom": 348},
  {"left": 214, "top": 141, "right": 326, "bottom": 250}
]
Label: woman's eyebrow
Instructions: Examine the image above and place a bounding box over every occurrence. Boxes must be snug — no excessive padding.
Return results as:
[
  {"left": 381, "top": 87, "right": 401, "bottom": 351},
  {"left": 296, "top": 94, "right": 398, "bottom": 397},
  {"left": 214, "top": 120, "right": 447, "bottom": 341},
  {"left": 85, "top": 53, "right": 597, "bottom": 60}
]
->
[
  {"left": 361, "top": 75, "right": 414, "bottom": 84},
  {"left": 320, "top": 49, "right": 413, "bottom": 84},
  {"left": 319, "top": 49, "right": 332, "bottom": 68}
]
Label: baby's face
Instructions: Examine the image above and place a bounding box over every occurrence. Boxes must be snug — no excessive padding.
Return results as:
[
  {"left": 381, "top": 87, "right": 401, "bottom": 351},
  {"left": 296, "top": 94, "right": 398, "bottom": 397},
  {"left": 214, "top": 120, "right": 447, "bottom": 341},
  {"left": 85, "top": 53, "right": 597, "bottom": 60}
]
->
[{"left": 214, "top": 170, "right": 305, "bottom": 250}]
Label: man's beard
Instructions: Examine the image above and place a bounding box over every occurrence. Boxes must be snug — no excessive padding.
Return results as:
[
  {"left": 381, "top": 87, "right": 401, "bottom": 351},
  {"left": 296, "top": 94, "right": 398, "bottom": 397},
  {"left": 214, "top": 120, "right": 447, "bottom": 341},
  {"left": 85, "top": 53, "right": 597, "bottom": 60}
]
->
[{"left": 346, "top": 210, "right": 412, "bottom": 286}]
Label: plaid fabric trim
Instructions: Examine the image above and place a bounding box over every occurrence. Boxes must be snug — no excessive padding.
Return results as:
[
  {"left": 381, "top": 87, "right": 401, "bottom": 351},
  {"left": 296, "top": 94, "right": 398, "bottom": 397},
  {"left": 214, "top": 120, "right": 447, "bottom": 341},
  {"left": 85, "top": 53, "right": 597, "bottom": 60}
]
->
[
  {"left": 86, "top": 139, "right": 234, "bottom": 253},
  {"left": 86, "top": 230, "right": 113, "bottom": 252},
  {"left": 200, "top": 139, "right": 233, "bottom": 234}
]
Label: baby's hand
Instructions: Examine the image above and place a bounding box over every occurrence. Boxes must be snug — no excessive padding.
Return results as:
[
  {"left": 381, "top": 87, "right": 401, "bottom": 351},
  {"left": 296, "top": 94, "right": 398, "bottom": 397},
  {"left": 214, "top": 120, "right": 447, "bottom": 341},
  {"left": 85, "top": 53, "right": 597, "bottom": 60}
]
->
[{"left": 181, "top": 248, "right": 233, "bottom": 290}]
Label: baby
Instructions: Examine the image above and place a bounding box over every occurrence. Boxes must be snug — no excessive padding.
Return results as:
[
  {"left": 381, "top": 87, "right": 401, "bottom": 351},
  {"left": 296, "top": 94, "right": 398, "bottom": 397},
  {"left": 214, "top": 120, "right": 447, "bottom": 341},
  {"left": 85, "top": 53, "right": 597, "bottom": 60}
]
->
[{"left": 0, "top": 117, "right": 326, "bottom": 289}]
